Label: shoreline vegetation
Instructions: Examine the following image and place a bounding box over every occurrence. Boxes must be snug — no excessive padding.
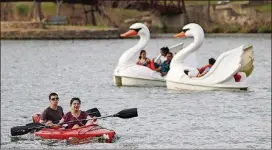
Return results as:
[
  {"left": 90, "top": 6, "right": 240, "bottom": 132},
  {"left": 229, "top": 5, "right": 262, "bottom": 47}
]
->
[{"left": 0, "top": 1, "right": 271, "bottom": 39}]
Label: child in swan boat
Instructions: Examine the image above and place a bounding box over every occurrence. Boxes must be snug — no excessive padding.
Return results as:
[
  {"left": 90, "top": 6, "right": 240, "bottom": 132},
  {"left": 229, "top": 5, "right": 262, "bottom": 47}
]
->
[
  {"left": 148, "top": 46, "right": 170, "bottom": 70},
  {"left": 185, "top": 58, "right": 242, "bottom": 82},
  {"left": 136, "top": 50, "right": 151, "bottom": 67},
  {"left": 196, "top": 58, "right": 216, "bottom": 77},
  {"left": 157, "top": 47, "right": 170, "bottom": 65},
  {"left": 184, "top": 58, "right": 216, "bottom": 78}
]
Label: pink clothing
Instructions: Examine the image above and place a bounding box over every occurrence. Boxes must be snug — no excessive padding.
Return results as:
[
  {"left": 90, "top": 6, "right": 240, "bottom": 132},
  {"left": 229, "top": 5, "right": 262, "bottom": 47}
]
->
[{"left": 62, "top": 111, "right": 88, "bottom": 129}]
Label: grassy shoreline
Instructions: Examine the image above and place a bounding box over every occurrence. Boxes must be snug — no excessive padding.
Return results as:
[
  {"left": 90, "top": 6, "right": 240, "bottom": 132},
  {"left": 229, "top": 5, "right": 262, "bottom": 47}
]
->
[{"left": 1, "top": 2, "right": 271, "bottom": 34}]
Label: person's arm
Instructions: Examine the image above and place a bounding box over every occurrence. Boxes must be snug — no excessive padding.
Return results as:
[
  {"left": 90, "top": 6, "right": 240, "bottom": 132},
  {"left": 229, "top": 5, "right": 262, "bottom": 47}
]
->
[
  {"left": 155, "top": 66, "right": 161, "bottom": 72},
  {"left": 136, "top": 59, "right": 140, "bottom": 65},
  {"left": 39, "top": 110, "right": 46, "bottom": 124},
  {"left": 161, "top": 72, "right": 167, "bottom": 76},
  {"left": 86, "top": 115, "right": 98, "bottom": 125},
  {"left": 59, "top": 106, "right": 64, "bottom": 119},
  {"left": 157, "top": 59, "right": 161, "bottom": 65},
  {"left": 58, "top": 118, "right": 64, "bottom": 124},
  {"left": 197, "top": 68, "right": 209, "bottom": 77},
  {"left": 58, "top": 112, "right": 68, "bottom": 125}
]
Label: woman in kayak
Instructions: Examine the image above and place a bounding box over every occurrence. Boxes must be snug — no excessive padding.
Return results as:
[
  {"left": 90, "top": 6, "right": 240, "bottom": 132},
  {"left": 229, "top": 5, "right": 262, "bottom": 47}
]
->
[{"left": 58, "top": 97, "right": 96, "bottom": 129}]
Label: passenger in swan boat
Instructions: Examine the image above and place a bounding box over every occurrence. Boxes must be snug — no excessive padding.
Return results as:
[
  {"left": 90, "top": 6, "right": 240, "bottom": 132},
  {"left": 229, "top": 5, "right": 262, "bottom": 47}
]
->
[
  {"left": 58, "top": 97, "right": 96, "bottom": 129},
  {"left": 184, "top": 58, "right": 216, "bottom": 78},
  {"left": 196, "top": 58, "right": 216, "bottom": 77},
  {"left": 136, "top": 50, "right": 151, "bottom": 67},
  {"left": 150, "top": 47, "right": 170, "bottom": 70},
  {"left": 185, "top": 57, "right": 242, "bottom": 81},
  {"left": 154, "top": 52, "right": 173, "bottom": 76},
  {"left": 38, "top": 93, "right": 64, "bottom": 126},
  {"left": 157, "top": 47, "right": 170, "bottom": 65}
]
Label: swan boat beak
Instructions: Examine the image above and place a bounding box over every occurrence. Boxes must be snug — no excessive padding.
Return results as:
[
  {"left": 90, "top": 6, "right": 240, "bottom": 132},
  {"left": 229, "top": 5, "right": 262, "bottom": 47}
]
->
[
  {"left": 120, "top": 30, "right": 138, "bottom": 37},
  {"left": 173, "top": 32, "right": 186, "bottom": 38}
]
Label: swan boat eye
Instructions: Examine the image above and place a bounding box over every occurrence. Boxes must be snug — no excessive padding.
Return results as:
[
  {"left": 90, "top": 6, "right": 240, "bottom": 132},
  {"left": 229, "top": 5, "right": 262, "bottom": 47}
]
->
[
  {"left": 181, "top": 28, "right": 190, "bottom": 33},
  {"left": 129, "top": 28, "right": 141, "bottom": 32}
]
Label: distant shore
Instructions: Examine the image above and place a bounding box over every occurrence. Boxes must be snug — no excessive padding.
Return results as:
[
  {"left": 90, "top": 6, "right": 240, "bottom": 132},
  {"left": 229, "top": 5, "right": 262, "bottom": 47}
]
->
[
  {"left": 1, "top": 21, "right": 120, "bottom": 39},
  {"left": 1, "top": 21, "right": 271, "bottom": 40}
]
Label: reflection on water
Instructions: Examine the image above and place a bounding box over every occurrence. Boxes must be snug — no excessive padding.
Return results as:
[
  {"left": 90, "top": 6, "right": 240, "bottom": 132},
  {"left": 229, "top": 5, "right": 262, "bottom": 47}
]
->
[{"left": 1, "top": 35, "right": 271, "bottom": 149}]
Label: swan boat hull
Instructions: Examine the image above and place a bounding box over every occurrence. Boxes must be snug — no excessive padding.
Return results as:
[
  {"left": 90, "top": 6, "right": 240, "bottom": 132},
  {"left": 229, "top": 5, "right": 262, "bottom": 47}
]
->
[
  {"left": 114, "top": 75, "right": 165, "bottom": 87},
  {"left": 166, "top": 80, "right": 248, "bottom": 91}
]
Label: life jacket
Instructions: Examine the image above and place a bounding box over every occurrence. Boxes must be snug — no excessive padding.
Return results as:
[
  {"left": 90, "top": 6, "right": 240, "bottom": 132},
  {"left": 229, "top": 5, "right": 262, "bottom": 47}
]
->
[
  {"left": 149, "top": 59, "right": 156, "bottom": 70},
  {"left": 198, "top": 64, "right": 213, "bottom": 74}
]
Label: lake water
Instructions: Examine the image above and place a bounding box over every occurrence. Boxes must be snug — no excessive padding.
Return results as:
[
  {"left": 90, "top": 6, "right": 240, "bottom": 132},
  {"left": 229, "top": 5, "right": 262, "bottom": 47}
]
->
[{"left": 1, "top": 34, "right": 271, "bottom": 149}]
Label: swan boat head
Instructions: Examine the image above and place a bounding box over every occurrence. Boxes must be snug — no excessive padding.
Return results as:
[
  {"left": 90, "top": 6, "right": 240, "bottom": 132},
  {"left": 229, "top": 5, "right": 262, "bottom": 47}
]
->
[
  {"left": 117, "top": 23, "right": 150, "bottom": 67},
  {"left": 171, "top": 23, "right": 204, "bottom": 68},
  {"left": 120, "top": 23, "right": 150, "bottom": 39},
  {"left": 113, "top": 23, "right": 164, "bottom": 86}
]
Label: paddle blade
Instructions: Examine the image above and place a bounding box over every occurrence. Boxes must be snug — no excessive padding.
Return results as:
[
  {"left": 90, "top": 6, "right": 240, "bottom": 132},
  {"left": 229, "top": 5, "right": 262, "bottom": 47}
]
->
[
  {"left": 86, "top": 108, "right": 101, "bottom": 117},
  {"left": 114, "top": 108, "right": 138, "bottom": 119},
  {"left": 11, "top": 123, "right": 44, "bottom": 136},
  {"left": 11, "top": 126, "right": 32, "bottom": 136}
]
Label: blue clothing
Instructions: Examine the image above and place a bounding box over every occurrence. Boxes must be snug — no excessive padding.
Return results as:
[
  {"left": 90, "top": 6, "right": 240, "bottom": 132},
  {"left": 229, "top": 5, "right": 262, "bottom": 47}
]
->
[
  {"left": 154, "top": 63, "right": 160, "bottom": 68},
  {"left": 160, "top": 61, "right": 171, "bottom": 73},
  {"left": 204, "top": 67, "right": 211, "bottom": 72}
]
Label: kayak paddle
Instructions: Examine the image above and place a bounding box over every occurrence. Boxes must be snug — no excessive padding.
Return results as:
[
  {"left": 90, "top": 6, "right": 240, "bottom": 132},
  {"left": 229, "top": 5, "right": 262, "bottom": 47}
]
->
[
  {"left": 86, "top": 108, "right": 101, "bottom": 117},
  {"left": 62, "top": 108, "right": 138, "bottom": 124},
  {"left": 11, "top": 123, "right": 45, "bottom": 136}
]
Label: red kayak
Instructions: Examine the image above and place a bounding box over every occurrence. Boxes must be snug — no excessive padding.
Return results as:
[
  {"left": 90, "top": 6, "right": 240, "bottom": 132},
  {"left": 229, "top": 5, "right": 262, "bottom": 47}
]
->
[
  {"left": 34, "top": 124, "right": 115, "bottom": 143},
  {"left": 32, "top": 114, "right": 115, "bottom": 143}
]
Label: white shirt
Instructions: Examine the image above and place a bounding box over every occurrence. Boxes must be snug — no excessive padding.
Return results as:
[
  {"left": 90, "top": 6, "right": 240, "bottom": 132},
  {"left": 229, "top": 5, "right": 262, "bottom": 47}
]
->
[{"left": 159, "top": 56, "right": 167, "bottom": 63}]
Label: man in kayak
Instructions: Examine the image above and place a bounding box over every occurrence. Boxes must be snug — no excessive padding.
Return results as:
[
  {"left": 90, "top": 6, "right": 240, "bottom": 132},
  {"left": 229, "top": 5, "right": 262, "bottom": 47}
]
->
[
  {"left": 39, "top": 93, "right": 64, "bottom": 126},
  {"left": 58, "top": 97, "right": 96, "bottom": 129}
]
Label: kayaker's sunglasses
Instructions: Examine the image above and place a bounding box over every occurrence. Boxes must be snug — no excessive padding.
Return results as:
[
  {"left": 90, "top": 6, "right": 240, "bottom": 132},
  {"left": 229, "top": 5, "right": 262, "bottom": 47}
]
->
[{"left": 51, "top": 97, "right": 59, "bottom": 101}]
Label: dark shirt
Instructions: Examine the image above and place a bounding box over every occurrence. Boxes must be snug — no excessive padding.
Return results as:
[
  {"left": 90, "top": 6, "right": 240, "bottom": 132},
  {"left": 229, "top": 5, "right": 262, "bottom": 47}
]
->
[
  {"left": 62, "top": 111, "right": 88, "bottom": 129},
  {"left": 161, "top": 60, "right": 171, "bottom": 73},
  {"left": 41, "top": 106, "right": 64, "bottom": 123}
]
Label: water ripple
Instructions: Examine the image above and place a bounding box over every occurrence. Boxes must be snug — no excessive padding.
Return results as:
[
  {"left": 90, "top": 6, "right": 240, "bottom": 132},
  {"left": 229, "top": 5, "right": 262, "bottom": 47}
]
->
[{"left": 1, "top": 36, "right": 271, "bottom": 149}]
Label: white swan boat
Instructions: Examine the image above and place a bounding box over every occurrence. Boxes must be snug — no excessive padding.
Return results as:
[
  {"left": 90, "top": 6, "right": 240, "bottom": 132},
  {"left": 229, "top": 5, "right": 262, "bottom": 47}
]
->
[
  {"left": 113, "top": 23, "right": 197, "bottom": 87},
  {"left": 166, "top": 23, "right": 254, "bottom": 91}
]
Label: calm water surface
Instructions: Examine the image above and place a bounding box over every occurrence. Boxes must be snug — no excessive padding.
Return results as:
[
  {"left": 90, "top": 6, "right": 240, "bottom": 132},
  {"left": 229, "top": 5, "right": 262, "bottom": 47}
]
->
[{"left": 1, "top": 35, "right": 271, "bottom": 149}]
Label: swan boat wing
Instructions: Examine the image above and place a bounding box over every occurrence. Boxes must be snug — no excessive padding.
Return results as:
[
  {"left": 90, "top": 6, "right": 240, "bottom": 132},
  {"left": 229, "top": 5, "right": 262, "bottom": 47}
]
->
[
  {"left": 193, "top": 45, "right": 245, "bottom": 84},
  {"left": 239, "top": 45, "right": 254, "bottom": 77}
]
